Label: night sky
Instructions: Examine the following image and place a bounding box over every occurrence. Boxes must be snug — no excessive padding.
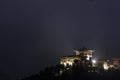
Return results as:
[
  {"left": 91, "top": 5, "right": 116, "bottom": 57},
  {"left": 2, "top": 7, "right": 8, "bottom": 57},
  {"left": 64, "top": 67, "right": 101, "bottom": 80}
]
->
[{"left": 0, "top": 0, "right": 120, "bottom": 80}]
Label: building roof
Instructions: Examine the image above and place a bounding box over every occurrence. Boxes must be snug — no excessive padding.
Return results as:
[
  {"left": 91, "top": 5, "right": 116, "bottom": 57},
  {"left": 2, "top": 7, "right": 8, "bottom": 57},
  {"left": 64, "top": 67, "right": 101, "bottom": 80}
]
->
[
  {"left": 78, "top": 47, "right": 89, "bottom": 51},
  {"left": 60, "top": 55, "right": 80, "bottom": 58}
]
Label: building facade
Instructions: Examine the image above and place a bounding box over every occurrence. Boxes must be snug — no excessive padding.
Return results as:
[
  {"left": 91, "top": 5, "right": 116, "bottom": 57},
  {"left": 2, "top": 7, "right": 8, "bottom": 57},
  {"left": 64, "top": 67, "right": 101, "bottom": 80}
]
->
[
  {"left": 60, "top": 47, "right": 120, "bottom": 72},
  {"left": 60, "top": 47, "right": 94, "bottom": 66}
]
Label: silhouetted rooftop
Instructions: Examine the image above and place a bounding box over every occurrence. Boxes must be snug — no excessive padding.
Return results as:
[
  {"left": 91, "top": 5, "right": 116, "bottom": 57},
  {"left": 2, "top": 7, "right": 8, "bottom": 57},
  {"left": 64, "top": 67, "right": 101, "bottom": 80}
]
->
[{"left": 78, "top": 47, "right": 89, "bottom": 51}]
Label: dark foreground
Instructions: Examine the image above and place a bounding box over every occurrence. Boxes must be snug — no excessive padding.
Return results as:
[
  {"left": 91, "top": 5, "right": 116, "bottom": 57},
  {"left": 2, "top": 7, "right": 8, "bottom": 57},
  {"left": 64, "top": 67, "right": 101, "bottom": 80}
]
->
[{"left": 22, "top": 63, "right": 120, "bottom": 80}]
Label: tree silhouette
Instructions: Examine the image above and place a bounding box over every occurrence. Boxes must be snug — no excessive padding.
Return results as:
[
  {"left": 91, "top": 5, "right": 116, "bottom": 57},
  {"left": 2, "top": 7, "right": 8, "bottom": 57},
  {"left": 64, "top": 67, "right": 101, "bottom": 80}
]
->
[{"left": 22, "top": 63, "right": 120, "bottom": 80}]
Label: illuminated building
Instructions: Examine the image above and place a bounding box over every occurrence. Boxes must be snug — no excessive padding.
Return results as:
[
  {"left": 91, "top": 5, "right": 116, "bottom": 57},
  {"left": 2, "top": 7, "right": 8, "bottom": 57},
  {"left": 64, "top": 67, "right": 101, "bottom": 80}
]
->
[
  {"left": 59, "top": 47, "right": 120, "bottom": 73},
  {"left": 73, "top": 49, "right": 94, "bottom": 61},
  {"left": 97, "top": 59, "right": 114, "bottom": 71},
  {"left": 113, "top": 58, "right": 120, "bottom": 69},
  {"left": 60, "top": 56, "right": 81, "bottom": 66},
  {"left": 60, "top": 47, "right": 94, "bottom": 66}
]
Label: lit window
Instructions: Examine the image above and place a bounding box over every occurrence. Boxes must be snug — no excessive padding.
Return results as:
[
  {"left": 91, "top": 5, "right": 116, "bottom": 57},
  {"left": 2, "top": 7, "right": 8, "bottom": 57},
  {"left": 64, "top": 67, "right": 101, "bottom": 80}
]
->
[{"left": 63, "top": 61, "right": 73, "bottom": 66}]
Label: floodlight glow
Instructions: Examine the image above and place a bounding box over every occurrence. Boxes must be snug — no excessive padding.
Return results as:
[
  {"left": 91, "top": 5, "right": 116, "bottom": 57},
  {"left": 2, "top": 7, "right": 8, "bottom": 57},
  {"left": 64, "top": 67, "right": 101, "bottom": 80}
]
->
[
  {"left": 92, "top": 59, "right": 96, "bottom": 64},
  {"left": 103, "top": 63, "right": 109, "bottom": 70},
  {"left": 86, "top": 55, "right": 90, "bottom": 60}
]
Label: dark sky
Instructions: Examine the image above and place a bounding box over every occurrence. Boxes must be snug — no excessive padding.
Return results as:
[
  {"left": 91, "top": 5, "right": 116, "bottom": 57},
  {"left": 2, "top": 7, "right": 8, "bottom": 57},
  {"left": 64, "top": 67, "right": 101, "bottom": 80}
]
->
[{"left": 0, "top": 0, "right": 120, "bottom": 80}]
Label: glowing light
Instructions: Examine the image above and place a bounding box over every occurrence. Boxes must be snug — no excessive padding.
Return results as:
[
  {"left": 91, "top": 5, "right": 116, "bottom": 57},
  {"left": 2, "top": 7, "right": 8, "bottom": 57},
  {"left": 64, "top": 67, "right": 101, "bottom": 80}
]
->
[
  {"left": 86, "top": 55, "right": 90, "bottom": 60},
  {"left": 66, "top": 61, "right": 73, "bottom": 66},
  {"left": 63, "top": 63, "right": 67, "bottom": 66},
  {"left": 86, "top": 57, "right": 90, "bottom": 60},
  {"left": 103, "top": 63, "right": 109, "bottom": 70},
  {"left": 92, "top": 59, "right": 96, "bottom": 64},
  {"left": 62, "top": 61, "right": 73, "bottom": 66}
]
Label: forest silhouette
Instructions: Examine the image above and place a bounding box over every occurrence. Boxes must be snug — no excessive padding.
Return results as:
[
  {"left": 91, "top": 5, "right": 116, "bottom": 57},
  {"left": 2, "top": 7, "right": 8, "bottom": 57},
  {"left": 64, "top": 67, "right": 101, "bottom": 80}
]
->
[{"left": 22, "top": 61, "right": 120, "bottom": 80}]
